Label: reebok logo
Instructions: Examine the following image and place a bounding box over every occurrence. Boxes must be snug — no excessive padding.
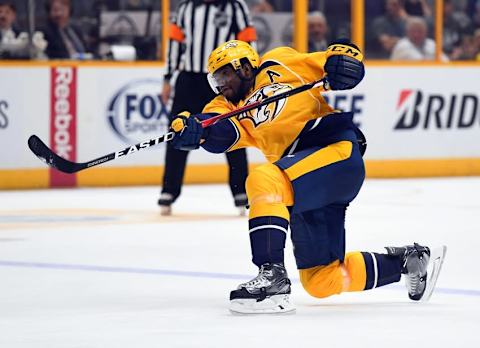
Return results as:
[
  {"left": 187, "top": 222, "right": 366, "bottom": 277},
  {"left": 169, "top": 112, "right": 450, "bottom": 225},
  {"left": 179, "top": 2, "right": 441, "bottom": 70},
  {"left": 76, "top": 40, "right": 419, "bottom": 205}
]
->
[
  {"left": 49, "top": 66, "right": 77, "bottom": 187},
  {"left": 51, "top": 67, "right": 76, "bottom": 159}
]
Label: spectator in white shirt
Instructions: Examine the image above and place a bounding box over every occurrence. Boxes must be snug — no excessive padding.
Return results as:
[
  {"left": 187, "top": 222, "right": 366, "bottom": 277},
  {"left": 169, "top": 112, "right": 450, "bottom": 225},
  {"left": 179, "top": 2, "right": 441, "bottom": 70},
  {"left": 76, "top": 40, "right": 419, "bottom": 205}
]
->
[{"left": 391, "top": 16, "right": 446, "bottom": 61}]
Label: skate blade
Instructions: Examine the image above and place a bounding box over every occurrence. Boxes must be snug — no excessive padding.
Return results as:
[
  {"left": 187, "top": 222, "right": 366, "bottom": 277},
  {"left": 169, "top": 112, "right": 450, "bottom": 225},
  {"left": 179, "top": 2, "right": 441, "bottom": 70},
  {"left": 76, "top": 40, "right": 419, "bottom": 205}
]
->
[
  {"left": 160, "top": 205, "right": 172, "bottom": 216},
  {"left": 229, "top": 294, "right": 296, "bottom": 315},
  {"left": 421, "top": 245, "right": 447, "bottom": 302}
]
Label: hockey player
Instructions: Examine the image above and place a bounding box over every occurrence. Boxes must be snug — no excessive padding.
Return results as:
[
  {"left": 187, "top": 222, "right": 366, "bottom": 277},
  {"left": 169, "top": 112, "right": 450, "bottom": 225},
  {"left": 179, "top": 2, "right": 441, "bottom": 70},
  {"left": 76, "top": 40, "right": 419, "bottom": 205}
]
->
[{"left": 168, "top": 40, "right": 447, "bottom": 314}]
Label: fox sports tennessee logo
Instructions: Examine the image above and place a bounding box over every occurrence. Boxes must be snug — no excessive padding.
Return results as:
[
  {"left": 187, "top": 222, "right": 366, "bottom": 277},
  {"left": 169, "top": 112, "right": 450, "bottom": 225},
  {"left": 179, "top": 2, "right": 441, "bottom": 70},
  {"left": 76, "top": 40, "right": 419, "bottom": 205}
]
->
[
  {"left": 238, "top": 83, "right": 292, "bottom": 127},
  {"left": 107, "top": 79, "right": 169, "bottom": 143}
]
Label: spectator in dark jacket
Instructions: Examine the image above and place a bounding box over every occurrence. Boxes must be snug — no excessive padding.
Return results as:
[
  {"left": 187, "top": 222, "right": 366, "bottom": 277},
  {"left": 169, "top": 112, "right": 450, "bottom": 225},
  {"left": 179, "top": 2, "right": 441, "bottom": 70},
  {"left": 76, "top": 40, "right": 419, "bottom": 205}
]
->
[
  {"left": 370, "top": 0, "right": 408, "bottom": 58},
  {"left": 41, "top": 0, "right": 90, "bottom": 59}
]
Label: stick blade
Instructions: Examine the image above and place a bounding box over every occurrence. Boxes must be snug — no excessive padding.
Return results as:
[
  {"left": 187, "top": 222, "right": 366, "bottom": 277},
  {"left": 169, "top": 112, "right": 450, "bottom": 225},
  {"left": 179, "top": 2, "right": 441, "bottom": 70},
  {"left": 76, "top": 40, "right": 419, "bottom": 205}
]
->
[
  {"left": 27, "top": 135, "right": 79, "bottom": 174},
  {"left": 421, "top": 245, "right": 447, "bottom": 302}
]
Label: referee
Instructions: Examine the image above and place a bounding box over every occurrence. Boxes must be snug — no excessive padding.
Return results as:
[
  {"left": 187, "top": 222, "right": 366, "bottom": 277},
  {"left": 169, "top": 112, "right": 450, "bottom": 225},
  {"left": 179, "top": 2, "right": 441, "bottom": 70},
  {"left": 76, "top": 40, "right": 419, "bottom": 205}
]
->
[{"left": 158, "top": 0, "right": 256, "bottom": 215}]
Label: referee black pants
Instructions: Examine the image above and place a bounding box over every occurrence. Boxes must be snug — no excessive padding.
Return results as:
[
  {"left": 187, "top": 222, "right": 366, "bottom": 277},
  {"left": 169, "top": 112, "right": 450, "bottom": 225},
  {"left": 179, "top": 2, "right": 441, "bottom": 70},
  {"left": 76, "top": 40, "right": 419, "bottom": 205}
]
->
[{"left": 161, "top": 71, "right": 248, "bottom": 203}]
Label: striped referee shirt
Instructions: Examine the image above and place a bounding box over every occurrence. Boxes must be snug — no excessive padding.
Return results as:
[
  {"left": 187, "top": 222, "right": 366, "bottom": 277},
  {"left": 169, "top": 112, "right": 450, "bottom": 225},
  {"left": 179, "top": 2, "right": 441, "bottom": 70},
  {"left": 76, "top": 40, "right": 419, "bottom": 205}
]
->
[{"left": 165, "top": 0, "right": 257, "bottom": 80}]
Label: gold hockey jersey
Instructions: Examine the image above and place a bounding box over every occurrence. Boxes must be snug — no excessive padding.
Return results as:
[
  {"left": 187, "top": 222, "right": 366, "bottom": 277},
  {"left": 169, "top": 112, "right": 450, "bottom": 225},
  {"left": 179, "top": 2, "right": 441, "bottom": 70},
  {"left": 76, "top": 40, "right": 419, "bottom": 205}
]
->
[{"left": 203, "top": 46, "right": 335, "bottom": 162}]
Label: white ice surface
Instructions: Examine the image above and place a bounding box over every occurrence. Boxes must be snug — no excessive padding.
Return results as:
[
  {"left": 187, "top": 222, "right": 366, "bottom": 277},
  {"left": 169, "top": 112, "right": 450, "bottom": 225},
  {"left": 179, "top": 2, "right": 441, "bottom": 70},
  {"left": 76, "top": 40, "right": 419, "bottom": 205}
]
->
[{"left": 1, "top": 178, "right": 479, "bottom": 347}]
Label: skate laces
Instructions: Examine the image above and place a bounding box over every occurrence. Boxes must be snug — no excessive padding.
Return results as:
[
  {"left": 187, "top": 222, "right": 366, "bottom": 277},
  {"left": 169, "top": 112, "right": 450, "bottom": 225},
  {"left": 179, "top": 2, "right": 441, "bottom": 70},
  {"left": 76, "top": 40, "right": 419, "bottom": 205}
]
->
[
  {"left": 406, "top": 274, "right": 423, "bottom": 295},
  {"left": 242, "top": 275, "right": 271, "bottom": 289},
  {"left": 404, "top": 245, "right": 429, "bottom": 295},
  {"left": 241, "top": 265, "right": 274, "bottom": 289}
]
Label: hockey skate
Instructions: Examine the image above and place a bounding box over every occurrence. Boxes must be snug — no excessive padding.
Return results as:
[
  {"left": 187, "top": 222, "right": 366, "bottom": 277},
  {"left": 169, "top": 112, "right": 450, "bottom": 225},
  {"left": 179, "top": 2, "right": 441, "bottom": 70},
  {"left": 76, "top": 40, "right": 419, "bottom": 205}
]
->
[
  {"left": 386, "top": 243, "right": 447, "bottom": 302},
  {"left": 234, "top": 193, "right": 248, "bottom": 216},
  {"left": 230, "top": 263, "right": 295, "bottom": 314},
  {"left": 158, "top": 193, "right": 174, "bottom": 216}
]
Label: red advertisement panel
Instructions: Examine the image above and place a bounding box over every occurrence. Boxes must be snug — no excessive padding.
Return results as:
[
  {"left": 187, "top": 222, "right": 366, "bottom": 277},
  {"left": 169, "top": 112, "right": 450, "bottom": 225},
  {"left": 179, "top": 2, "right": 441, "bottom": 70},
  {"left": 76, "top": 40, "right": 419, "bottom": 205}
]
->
[{"left": 49, "top": 66, "right": 77, "bottom": 187}]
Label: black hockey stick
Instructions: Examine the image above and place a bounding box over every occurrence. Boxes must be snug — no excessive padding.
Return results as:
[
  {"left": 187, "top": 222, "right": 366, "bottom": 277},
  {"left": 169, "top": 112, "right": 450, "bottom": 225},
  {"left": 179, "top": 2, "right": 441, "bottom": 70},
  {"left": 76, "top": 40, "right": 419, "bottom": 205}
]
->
[
  {"left": 28, "top": 79, "right": 326, "bottom": 174},
  {"left": 27, "top": 132, "right": 175, "bottom": 174}
]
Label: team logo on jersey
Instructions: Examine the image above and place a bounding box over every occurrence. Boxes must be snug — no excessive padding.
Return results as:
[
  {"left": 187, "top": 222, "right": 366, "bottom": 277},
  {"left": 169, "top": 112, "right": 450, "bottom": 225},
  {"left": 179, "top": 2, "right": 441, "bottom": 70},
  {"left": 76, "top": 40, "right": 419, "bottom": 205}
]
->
[{"left": 238, "top": 83, "right": 292, "bottom": 127}]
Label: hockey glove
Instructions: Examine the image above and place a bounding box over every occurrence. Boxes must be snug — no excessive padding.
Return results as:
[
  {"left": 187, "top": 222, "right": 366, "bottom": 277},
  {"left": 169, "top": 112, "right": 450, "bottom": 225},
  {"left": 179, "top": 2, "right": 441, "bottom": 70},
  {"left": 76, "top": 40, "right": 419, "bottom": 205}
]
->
[
  {"left": 324, "top": 40, "right": 365, "bottom": 90},
  {"left": 170, "top": 111, "right": 204, "bottom": 151}
]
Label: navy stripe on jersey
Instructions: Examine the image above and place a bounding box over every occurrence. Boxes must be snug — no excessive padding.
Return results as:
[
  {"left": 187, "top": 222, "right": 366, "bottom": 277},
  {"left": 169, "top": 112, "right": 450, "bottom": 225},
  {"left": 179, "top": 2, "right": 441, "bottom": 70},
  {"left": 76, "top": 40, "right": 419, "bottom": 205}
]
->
[
  {"left": 256, "top": 61, "right": 281, "bottom": 75},
  {"left": 165, "top": 0, "right": 255, "bottom": 78}
]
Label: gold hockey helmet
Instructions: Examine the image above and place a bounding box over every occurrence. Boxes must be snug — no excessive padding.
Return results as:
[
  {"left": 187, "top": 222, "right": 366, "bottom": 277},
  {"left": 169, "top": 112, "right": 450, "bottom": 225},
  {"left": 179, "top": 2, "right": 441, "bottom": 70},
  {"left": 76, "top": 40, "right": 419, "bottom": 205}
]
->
[
  {"left": 207, "top": 40, "right": 259, "bottom": 93},
  {"left": 207, "top": 40, "right": 260, "bottom": 75}
]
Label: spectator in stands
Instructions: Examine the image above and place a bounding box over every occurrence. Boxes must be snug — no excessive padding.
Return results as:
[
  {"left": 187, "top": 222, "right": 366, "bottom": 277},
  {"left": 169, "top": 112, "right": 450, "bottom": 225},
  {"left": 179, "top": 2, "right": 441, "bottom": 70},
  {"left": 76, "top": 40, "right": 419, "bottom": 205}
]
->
[
  {"left": 455, "top": 27, "right": 480, "bottom": 60},
  {"left": 308, "top": 11, "right": 329, "bottom": 52},
  {"left": 443, "top": 0, "right": 472, "bottom": 59},
  {"left": 403, "top": 0, "right": 432, "bottom": 17},
  {"left": 0, "top": 1, "right": 19, "bottom": 42},
  {"left": 41, "top": 0, "right": 91, "bottom": 59},
  {"left": 391, "top": 16, "right": 446, "bottom": 60},
  {"left": 371, "top": 0, "right": 408, "bottom": 58},
  {"left": 0, "top": 1, "right": 32, "bottom": 59},
  {"left": 0, "top": 1, "right": 49, "bottom": 59}
]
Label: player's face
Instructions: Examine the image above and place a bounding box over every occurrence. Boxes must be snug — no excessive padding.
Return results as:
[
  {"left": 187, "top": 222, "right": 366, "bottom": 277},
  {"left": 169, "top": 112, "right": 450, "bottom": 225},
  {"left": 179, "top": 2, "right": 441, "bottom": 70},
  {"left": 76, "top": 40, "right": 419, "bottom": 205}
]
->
[{"left": 211, "top": 65, "right": 244, "bottom": 102}]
